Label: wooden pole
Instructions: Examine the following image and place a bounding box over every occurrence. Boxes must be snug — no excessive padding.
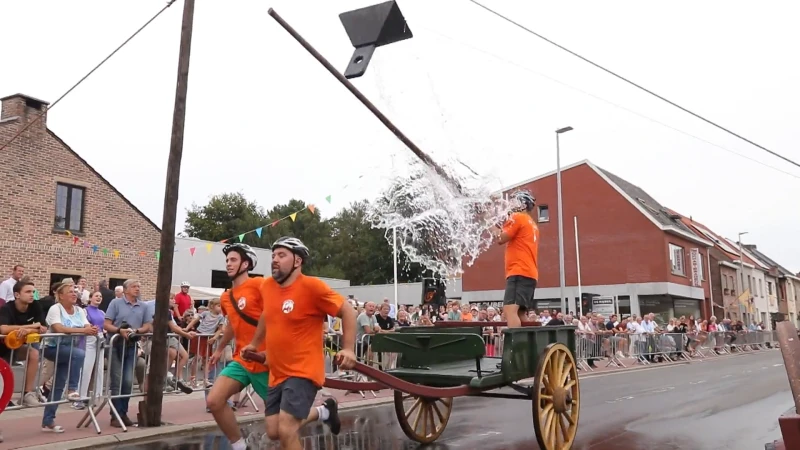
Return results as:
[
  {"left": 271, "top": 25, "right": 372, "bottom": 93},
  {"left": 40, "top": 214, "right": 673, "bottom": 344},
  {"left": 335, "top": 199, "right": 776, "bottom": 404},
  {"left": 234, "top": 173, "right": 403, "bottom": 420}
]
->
[{"left": 141, "top": 0, "right": 196, "bottom": 427}]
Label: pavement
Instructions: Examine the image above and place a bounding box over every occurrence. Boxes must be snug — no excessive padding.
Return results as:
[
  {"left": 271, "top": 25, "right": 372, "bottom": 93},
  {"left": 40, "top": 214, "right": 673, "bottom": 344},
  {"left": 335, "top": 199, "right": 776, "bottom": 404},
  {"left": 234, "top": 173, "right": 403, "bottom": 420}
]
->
[{"left": 0, "top": 348, "right": 788, "bottom": 450}]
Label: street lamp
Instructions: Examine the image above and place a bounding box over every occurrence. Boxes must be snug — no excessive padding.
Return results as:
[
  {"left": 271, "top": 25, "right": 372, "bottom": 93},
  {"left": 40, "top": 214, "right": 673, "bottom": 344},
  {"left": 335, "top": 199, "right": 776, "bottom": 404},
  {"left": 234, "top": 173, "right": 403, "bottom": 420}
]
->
[
  {"left": 556, "top": 126, "right": 573, "bottom": 314},
  {"left": 738, "top": 231, "right": 748, "bottom": 323}
]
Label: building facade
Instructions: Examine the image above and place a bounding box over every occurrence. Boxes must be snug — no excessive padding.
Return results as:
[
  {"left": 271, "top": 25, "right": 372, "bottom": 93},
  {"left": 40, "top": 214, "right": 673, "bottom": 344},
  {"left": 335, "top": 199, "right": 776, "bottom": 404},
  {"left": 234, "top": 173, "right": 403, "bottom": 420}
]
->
[
  {"left": 461, "top": 160, "right": 714, "bottom": 322},
  {"left": 0, "top": 94, "right": 160, "bottom": 297}
]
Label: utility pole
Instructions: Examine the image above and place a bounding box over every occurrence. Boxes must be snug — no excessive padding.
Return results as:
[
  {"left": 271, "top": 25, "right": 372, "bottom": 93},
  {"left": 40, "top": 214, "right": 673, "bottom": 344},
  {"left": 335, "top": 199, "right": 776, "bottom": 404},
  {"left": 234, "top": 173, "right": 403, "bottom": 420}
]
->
[{"left": 141, "top": 0, "right": 196, "bottom": 426}]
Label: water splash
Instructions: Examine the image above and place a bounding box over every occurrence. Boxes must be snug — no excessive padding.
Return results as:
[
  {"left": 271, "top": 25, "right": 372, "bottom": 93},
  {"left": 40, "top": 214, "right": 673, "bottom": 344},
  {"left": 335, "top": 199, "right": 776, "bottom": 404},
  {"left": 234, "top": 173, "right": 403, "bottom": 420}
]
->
[{"left": 367, "top": 161, "right": 517, "bottom": 278}]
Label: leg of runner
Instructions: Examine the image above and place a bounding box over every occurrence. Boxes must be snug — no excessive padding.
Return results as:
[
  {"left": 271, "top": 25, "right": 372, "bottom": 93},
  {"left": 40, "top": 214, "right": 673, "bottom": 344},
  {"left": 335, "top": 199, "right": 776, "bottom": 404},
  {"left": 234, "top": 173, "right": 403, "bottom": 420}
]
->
[
  {"left": 206, "top": 375, "right": 245, "bottom": 447},
  {"left": 265, "top": 378, "right": 340, "bottom": 449}
]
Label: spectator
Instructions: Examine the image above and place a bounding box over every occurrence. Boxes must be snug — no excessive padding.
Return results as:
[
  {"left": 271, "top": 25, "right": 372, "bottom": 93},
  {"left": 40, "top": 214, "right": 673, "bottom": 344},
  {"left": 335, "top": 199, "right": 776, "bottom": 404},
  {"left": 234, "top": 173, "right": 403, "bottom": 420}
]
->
[
  {"left": 546, "top": 312, "right": 565, "bottom": 326},
  {"left": 175, "top": 282, "right": 193, "bottom": 317},
  {"left": 0, "top": 265, "right": 25, "bottom": 306},
  {"left": 447, "top": 302, "right": 462, "bottom": 321},
  {"left": 0, "top": 280, "right": 45, "bottom": 407},
  {"left": 396, "top": 310, "right": 412, "bottom": 327},
  {"left": 42, "top": 279, "right": 93, "bottom": 432},
  {"left": 98, "top": 280, "right": 115, "bottom": 312},
  {"left": 375, "top": 303, "right": 396, "bottom": 331},
  {"left": 356, "top": 302, "right": 380, "bottom": 340},
  {"left": 75, "top": 277, "right": 91, "bottom": 306},
  {"left": 539, "top": 310, "right": 551, "bottom": 325},
  {"left": 104, "top": 279, "right": 152, "bottom": 428},
  {"left": 185, "top": 298, "right": 225, "bottom": 387},
  {"left": 77, "top": 291, "right": 106, "bottom": 409},
  {"left": 460, "top": 304, "right": 473, "bottom": 321}
]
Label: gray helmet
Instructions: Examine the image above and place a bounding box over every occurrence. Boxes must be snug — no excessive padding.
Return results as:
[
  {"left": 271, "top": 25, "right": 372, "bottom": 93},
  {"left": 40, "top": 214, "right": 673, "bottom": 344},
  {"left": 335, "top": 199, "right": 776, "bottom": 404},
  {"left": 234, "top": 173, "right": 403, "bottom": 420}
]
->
[
  {"left": 222, "top": 243, "right": 258, "bottom": 271},
  {"left": 513, "top": 190, "right": 536, "bottom": 211},
  {"left": 272, "top": 236, "right": 310, "bottom": 262}
]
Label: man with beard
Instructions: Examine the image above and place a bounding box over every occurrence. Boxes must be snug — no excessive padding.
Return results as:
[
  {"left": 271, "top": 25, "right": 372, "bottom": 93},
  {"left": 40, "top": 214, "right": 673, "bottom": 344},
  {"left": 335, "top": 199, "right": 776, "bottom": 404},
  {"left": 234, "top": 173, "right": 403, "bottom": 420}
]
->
[{"left": 245, "top": 236, "right": 357, "bottom": 450}]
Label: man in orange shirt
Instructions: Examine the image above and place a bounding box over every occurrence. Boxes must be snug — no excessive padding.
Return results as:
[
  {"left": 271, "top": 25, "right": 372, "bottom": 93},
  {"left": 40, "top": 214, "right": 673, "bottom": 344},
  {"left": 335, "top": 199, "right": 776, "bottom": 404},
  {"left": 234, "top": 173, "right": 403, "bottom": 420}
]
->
[
  {"left": 244, "top": 236, "right": 357, "bottom": 450},
  {"left": 206, "top": 243, "right": 268, "bottom": 450},
  {"left": 494, "top": 190, "right": 540, "bottom": 328}
]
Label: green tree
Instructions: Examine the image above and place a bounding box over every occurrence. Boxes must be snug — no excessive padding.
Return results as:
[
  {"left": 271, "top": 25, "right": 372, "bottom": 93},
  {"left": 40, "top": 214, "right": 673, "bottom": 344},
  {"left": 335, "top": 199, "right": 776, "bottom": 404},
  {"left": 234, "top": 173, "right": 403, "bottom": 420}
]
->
[{"left": 184, "top": 192, "right": 265, "bottom": 242}]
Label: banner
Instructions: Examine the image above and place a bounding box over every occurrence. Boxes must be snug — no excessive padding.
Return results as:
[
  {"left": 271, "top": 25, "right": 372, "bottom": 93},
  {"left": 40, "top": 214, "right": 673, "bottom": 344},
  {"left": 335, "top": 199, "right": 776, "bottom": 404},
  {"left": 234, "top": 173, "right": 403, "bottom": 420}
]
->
[{"left": 690, "top": 248, "right": 702, "bottom": 287}]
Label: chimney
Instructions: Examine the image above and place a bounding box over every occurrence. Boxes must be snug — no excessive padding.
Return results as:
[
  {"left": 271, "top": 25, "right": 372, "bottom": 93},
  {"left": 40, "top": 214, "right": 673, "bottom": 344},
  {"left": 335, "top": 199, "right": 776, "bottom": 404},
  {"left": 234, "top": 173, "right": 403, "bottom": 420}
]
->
[
  {"left": 0, "top": 93, "right": 50, "bottom": 131},
  {"left": 745, "top": 244, "right": 757, "bottom": 251}
]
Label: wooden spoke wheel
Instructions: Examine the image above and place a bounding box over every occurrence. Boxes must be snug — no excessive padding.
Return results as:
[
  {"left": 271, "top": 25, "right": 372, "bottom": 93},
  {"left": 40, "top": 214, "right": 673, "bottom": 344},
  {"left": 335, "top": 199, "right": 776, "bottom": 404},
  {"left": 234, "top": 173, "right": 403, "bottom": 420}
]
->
[
  {"left": 394, "top": 391, "right": 453, "bottom": 443},
  {"left": 532, "top": 343, "right": 580, "bottom": 450}
]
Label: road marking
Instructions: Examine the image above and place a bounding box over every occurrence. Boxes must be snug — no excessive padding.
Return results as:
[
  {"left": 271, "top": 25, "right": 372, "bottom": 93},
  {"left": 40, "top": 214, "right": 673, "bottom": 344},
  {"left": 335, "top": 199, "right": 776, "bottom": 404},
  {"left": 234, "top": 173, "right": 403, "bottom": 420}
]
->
[
  {"left": 722, "top": 374, "right": 732, "bottom": 378},
  {"left": 774, "top": 364, "right": 784, "bottom": 367},
  {"left": 648, "top": 386, "right": 675, "bottom": 394},
  {"left": 605, "top": 396, "right": 635, "bottom": 404},
  {"left": 442, "top": 431, "right": 501, "bottom": 446},
  {"left": 689, "top": 380, "right": 706, "bottom": 385}
]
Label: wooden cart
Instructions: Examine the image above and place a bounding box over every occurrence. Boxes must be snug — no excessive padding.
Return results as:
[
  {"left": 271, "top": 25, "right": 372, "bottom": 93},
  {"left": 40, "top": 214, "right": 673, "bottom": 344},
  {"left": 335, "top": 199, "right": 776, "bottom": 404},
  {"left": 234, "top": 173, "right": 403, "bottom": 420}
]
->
[{"left": 325, "top": 325, "right": 580, "bottom": 450}]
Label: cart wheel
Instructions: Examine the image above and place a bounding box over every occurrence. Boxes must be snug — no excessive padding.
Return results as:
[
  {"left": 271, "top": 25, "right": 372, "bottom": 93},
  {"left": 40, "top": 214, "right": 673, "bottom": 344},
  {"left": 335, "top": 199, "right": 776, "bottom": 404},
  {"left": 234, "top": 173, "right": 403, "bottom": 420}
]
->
[
  {"left": 532, "top": 343, "right": 580, "bottom": 450},
  {"left": 394, "top": 391, "right": 453, "bottom": 443}
]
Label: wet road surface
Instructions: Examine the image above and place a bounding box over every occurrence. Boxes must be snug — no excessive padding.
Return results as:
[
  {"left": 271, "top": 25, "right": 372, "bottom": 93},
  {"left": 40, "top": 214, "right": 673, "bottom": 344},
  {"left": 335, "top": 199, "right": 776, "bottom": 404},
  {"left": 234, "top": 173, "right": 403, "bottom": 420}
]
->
[{"left": 111, "top": 351, "right": 789, "bottom": 450}]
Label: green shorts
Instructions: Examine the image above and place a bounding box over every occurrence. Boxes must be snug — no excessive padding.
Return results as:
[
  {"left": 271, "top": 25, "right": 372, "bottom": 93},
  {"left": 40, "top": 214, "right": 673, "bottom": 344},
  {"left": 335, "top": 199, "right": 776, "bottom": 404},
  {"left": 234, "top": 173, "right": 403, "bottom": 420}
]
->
[{"left": 219, "top": 361, "right": 269, "bottom": 402}]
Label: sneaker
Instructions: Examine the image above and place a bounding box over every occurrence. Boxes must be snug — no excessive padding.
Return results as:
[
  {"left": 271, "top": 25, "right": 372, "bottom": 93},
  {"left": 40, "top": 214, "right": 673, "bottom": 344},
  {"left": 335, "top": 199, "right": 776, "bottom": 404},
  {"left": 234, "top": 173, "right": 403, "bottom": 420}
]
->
[
  {"left": 70, "top": 401, "right": 86, "bottom": 410},
  {"left": 38, "top": 386, "right": 51, "bottom": 401},
  {"left": 322, "top": 398, "right": 340, "bottom": 435},
  {"left": 23, "top": 391, "right": 41, "bottom": 407}
]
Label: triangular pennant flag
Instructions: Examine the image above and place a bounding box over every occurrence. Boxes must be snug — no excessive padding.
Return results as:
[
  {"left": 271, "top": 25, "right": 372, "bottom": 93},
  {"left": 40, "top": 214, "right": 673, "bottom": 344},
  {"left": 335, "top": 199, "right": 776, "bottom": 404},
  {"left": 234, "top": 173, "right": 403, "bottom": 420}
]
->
[
  {"left": 139, "top": 251, "right": 146, "bottom": 257},
  {"left": 83, "top": 241, "right": 90, "bottom": 248},
  {"left": 238, "top": 233, "right": 245, "bottom": 242},
  {"left": 72, "top": 236, "right": 79, "bottom": 245},
  {"left": 220, "top": 239, "right": 228, "bottom": 243},
  {"left": 308, "top": 204, "right": 316, "bottom": 214},
  {"left": 91, "top": 245, "right": 99, "bottom": 253},
  {"left": 256, "top": 227, "right": 263, "bottom": 238},
  {"left": 113, "top": 250, "right": 120, "bottom": 258},
  {"left": 155, "top": 250, "right": 161, "bottom": 260},
  {"left": 206, "top": 243, "right": 213, "bottom": 253},
  {"left": 270, "top": 220, "right": 279, "bottom": 227},
  {"left": 290, "top": 213, "right": 297, "bottom": 222},
  {"left": 65, "top": 230, "right": 72, "bottom": 237},
  {"left": 102, "top": 248, "right": 109, "bottom": 256},
  {"left": 189, "top": 247, "right": 196, "bottom": 256},
  {"left": 325, "top": 195, "right": 332, "bottom": 204}
]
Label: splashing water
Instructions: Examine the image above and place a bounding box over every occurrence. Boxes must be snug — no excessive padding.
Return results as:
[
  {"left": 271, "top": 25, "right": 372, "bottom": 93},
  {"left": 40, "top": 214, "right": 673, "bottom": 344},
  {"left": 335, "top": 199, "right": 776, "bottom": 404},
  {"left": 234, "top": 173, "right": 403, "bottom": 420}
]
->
[{"left": 367, "top": 161, "right": 517, "bottom": 278}]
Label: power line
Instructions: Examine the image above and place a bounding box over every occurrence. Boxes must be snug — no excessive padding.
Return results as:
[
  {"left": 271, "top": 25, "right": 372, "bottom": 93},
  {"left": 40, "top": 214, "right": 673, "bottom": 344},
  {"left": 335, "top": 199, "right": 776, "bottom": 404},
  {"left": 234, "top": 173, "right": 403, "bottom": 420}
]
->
[
  {"left": 0, "top": 0, "right": 178, "bottom": 152},
  {"left": 466, "top": 0, "right": 800, "bottom": 170},
  {"left": 415, "top": 24, "right": 799, "bottom": 180}
]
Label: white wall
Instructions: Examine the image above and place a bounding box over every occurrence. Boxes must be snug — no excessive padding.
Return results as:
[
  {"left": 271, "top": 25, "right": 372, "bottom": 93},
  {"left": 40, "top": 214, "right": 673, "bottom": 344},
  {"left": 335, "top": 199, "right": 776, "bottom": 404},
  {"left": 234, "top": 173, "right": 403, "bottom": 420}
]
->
[{"left": 333, "top": 279, "right": 463, "bottom": 305}]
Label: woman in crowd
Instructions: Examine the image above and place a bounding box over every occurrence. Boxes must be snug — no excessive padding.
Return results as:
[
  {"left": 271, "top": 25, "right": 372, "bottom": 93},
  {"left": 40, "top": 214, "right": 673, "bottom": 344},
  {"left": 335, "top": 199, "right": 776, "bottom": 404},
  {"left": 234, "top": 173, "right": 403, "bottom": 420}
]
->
[
  {"left": 42, "top": 281, "right": 96, "bottom": 433},
  {"left": 76, "top": 291, "right": 106, "bottom": 409}
]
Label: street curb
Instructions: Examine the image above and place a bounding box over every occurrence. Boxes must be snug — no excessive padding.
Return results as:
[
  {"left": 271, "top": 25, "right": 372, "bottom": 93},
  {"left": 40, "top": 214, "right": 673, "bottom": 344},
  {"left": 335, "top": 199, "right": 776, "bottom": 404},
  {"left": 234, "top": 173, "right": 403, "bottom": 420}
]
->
[
  {"left": 13, "top": 397, "right": 395, "bottom": 450},
  {"left": 579, "top": 348, "right": 775, "bottom": 378}
]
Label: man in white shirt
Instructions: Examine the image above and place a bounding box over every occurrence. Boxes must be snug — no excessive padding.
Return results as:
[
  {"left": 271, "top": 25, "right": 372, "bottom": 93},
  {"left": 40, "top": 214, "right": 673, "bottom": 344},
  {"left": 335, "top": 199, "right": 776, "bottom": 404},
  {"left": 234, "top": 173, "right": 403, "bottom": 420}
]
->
[{"left": 0, "top": 265, "right": 25, "bottom": 305}]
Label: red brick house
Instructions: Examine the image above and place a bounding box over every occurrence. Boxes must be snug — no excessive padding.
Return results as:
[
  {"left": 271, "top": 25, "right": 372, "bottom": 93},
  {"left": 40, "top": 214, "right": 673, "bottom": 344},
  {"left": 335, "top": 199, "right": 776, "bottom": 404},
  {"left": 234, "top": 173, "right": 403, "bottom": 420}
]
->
[
  {"left": 0, "top": 93, "right": 160, "bottom": 297},
  {"left": 461, "top": 160, "right": 714, "bottom": 321}
]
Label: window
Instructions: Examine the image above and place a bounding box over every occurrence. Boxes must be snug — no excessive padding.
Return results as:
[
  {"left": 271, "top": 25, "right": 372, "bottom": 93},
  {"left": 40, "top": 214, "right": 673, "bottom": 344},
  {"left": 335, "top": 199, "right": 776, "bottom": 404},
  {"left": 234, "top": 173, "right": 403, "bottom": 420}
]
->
[
  {"left": 108, "top": 278, "right": 126, "bottom": 290},
  {"left": 54, "top": 183, "right": 85, "bottom": 232},
  {"left": 669, "top": 244, "right": 685, "bottom": 276},
  {"left": 537, "top": 205, "right": 550, "bottom": 222},
  {"left": 768, "top": 282, "right": 773, "bottom": 296},
  {"left": 48, "top": 273, "right": 80, "bottom": 295},
  {"left": 748, "top": 276, "right": 752, "bottom": 294},
  {"left": 758, "top": 279, "right": 763, "bottom": 297}
]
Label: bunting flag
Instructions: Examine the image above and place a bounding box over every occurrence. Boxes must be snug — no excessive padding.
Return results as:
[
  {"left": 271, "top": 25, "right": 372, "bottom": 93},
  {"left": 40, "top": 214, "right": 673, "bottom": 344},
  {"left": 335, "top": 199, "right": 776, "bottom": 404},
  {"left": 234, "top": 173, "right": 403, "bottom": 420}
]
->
[
  {"left": 255, "top": 227, "right": 263, "bottom": 238},
  {"left": 308, "top": 204, "right": 316, "bottom": 214},
  {"left": 238, "top": 233, "right": 245, "bottom": 242},
  {"left": 155, "top": 250, "right": 161, "bottom": 261},
  {"left": 325, "top": 195, "right": 332, "bottom": 203},
  {"left": 102, "top": 248, "right": 109, "bottom": 256},
  {"left": 289, "top": 212, "right": 297, "bottom": 222},
  {"left": 73, "top": 236, "right": 79, "bottom": 245},
  {"left": 92, "top": 245, "right": 99, "bottom": 253},
  {"left": 205, "top": 243, "right": 213, "bottom": 253},
  {"left": 113, "top": 250, "right": 120, "bottom": 258},
  {"left": 189, "top": 247, "right": 196, "bottom": 256}
]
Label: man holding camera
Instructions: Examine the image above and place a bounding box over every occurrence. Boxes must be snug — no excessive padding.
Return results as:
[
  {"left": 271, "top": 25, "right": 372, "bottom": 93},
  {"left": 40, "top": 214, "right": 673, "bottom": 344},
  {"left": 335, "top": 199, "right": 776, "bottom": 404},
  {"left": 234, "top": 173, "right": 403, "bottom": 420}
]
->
[{"left": 103, "top": 279, "right": 152, "bottom": 428}]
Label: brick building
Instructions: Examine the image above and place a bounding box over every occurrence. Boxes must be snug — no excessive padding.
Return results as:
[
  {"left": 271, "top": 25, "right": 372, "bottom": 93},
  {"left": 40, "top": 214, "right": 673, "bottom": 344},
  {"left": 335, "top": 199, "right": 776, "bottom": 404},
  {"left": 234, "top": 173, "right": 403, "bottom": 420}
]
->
[
  {"left": 461, "top": 160, "right": 714, "bottom": 322},
  {"left": 0, "top": 93, "right": 160, "bottom": 297}
]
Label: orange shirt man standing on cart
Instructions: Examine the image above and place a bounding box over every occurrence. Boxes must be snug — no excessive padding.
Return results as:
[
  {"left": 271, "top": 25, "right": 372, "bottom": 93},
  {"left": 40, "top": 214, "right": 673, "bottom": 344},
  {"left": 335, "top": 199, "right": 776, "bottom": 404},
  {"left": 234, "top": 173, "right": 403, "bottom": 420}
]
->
[
  {"left": 494, "top": 190, "right": 540, "bottom": 328},
  {"left": 244, "top": 236, "right": 357, "bottom": 450}
]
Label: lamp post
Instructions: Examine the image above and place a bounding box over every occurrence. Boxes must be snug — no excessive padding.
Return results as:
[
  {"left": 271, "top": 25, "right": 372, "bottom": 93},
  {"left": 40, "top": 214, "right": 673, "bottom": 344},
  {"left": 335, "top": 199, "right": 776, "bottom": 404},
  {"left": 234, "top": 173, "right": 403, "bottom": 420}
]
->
[
  {"left": 556, "top": 126, "right": 573, "bottom": 314},
  {"left": 738, "top": 231, "right": 748, "bottom": 323}
]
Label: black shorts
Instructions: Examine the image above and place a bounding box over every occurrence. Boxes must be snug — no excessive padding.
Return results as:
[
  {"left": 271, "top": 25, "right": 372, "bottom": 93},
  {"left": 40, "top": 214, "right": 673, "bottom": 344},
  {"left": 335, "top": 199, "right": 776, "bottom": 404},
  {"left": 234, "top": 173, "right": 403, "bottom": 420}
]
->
[
  {"left": 503, "top": 275, "right": 537, "bottom": 311},
  {"left": 265, "top": 377, "right": 319, "bottom": 420}
]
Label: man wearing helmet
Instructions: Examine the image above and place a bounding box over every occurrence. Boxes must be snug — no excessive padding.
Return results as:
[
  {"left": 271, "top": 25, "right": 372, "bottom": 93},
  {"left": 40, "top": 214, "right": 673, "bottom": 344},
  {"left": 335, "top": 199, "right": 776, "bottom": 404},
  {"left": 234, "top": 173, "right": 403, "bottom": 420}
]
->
[
  {"left": 244, "top": 236, "right": 357, "bottom": 450},
  {"left": 174, "top": 281, "right": 193, "bottom": 317},
  {"left": 493, "top": 190, "right": 540, "bottom": 328},
  {"left": 205, "top": 243, "right": 269, "bottom": 450}
]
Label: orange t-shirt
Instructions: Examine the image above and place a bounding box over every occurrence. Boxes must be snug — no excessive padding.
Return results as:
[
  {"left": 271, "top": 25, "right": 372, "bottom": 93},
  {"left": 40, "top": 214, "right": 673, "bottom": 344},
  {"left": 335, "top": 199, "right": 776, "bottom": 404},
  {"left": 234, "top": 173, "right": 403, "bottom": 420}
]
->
[
  {"left": 260, "top": 274, "right": 344, "bottom": 388},
  {"left": 220, "top": 277, "right": 268, "bottom": 374},
  {"left": 502, "top": 211, "right": 539, "bottom": 280}
]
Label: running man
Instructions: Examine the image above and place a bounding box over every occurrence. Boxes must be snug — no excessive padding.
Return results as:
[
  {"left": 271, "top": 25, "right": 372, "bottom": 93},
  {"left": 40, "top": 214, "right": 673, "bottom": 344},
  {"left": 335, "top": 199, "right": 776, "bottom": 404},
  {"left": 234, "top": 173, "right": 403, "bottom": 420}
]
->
[
  {"left": 244, "top": 236, "right": 357, "bottom": 450},
  {"left": 494, "top": 190, "right": 540, "bottom": 328},
  {"left": 205, "top": 243, "right": 268, "bottom": 450}
]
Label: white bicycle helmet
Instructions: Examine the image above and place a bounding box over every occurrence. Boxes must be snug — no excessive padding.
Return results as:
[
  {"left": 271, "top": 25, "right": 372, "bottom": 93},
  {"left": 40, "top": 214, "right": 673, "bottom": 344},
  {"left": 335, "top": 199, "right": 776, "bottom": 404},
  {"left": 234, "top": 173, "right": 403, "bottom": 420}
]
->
[
  {"left": 271, "top": 236, "right": 310, "bottom": 262},
  {"left": 222, "top": 243, "right": 258, "bottom": 271},
  {"left": 513, "top": 190, "right": 536, "bottom": 211},
  {"left": 180, "top": 281, "right": 190, "bottom": 287}
]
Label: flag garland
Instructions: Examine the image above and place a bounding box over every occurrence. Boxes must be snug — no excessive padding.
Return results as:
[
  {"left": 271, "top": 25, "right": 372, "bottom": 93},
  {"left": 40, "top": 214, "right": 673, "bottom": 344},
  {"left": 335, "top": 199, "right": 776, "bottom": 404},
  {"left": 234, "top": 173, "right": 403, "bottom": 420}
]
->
[{"left": 59, "top": 191, "right": 339, "bottom": 260}]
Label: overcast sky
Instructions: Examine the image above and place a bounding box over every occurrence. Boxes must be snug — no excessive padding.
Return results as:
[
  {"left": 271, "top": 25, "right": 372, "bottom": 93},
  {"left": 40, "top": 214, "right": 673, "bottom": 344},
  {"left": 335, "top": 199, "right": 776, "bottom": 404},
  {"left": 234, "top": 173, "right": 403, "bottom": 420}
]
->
[{"left": 2, "top": 0, "right": 798, "bottom": 271}]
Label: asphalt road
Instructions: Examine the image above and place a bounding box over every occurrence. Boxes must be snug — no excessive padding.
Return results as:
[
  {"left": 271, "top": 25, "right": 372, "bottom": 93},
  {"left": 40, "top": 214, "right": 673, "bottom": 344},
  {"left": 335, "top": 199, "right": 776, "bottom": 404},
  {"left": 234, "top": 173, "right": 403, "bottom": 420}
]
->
[{"left": 113, "top": 350, "right": 791, "bottom": 450}]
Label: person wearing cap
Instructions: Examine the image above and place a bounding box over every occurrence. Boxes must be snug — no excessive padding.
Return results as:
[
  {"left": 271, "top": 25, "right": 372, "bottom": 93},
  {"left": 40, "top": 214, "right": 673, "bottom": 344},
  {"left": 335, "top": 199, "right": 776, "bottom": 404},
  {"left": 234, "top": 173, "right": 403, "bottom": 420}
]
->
[{"left": 175, "top": 281, "right": 193, "bottom": 317}]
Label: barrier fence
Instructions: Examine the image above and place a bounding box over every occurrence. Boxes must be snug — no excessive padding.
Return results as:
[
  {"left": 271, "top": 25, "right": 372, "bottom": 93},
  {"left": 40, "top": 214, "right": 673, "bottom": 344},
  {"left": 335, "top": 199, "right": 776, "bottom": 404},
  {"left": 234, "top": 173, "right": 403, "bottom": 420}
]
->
[{"left": 0, "top": 327, "right": 780, "bottom": 434}]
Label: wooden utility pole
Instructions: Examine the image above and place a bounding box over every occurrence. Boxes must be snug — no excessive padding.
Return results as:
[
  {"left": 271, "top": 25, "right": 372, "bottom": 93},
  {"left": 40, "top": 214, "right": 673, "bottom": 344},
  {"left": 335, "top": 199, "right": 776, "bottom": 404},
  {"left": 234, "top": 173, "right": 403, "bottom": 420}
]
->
[{"left": 141, "top": 0, "right": 196, "bottom": 427}]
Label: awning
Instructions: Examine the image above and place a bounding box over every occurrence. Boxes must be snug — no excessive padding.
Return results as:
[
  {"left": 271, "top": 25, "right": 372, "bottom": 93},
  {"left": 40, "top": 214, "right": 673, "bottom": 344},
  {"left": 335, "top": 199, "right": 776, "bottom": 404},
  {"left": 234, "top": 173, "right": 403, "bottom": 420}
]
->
[{"left": 170, "top": 285, "right": 224, "bottom": 301}]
